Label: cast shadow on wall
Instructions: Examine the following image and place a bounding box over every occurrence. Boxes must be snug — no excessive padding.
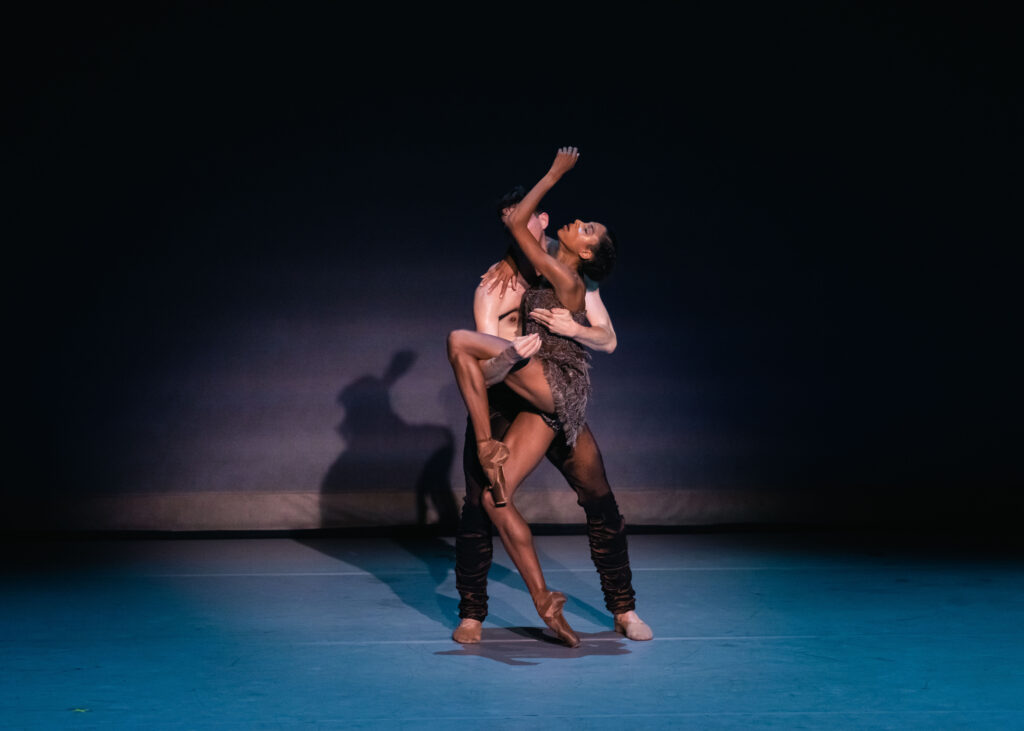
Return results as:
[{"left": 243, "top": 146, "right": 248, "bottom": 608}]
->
[{"left": 320, "top": 350, "right": 459, "bottom": 532}]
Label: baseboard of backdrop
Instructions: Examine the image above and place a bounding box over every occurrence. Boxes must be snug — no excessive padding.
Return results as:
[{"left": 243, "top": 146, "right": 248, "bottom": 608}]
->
[{"left": 6, "top": 485, "right": 1013, "bottom": 532}]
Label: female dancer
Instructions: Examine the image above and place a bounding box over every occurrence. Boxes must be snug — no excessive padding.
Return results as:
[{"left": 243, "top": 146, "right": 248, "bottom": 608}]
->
[{"left": 446, "top": 147, "right": 616, "bottom": 646}]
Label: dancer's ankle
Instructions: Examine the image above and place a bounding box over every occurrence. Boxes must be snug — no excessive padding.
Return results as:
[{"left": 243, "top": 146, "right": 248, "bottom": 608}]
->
[
  {"left": 480, "top": 343, "right": 527, "bottom": 386},
  {"left": 529, "top": 587, "right": 551, "bottom": 604}
]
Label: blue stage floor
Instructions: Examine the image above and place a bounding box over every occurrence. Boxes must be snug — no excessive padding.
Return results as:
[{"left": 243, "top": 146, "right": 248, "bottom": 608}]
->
[{"left": 2, "top": 531, "right": 1022, "bottom": 729}]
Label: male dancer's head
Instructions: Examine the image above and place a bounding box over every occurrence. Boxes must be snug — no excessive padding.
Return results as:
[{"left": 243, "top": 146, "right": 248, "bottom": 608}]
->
[{"left": 498, "top": 185, "right": 549, "bottom": 251}]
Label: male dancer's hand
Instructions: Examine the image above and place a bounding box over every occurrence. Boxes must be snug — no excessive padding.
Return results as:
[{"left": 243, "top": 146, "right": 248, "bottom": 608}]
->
[{"left": 529, "top": 307, "right": 581, "bottom": 338}]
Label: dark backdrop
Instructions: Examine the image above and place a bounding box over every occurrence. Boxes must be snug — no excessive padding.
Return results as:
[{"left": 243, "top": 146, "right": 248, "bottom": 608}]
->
[{"left": 6, "top": 3, "right": 1020, "bottom": 530}]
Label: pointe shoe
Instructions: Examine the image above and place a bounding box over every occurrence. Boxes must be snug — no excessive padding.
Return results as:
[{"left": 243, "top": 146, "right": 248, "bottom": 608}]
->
[
  {"left": 452, "top": 618, "right": 482, "bottom": 644},
  {"left": 534, "top": 590, "right": 581, "bottom": 648},
  {"left": 613, "top": 611, "right": 653, "bottom": 641},
  {"left": 477, "top": 438, "right": 510, "bottom": 507}
]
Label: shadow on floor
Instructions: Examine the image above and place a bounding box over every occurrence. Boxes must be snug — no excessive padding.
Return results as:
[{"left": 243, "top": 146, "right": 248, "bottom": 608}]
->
[
  {"left": 436, "top": 628, "right": 631, "bottom": 666},
  {"left": 297, "top": 534, "right": 461, "bottom": 629},
  {"left": 298, "top": 532, "right": 615, "bottom": 649}
]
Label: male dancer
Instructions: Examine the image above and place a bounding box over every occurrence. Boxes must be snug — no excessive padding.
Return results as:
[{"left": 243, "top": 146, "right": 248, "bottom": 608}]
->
[{"left": 452, "top": 187, "right": 653, "bottom": 644}]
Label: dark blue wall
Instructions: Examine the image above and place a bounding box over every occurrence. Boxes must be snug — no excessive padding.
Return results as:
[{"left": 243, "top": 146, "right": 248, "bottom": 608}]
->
[{"left": 8, "top": 4, "right": 1020, "bottom": 528}]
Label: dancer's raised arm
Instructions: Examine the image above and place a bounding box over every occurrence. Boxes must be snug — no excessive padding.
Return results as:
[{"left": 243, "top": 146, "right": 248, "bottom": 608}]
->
[{"left": 504, "top": 147, "right": 586, "bottom": 311}]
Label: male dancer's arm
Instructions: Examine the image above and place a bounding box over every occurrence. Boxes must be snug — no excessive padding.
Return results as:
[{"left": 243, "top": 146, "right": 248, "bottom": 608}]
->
[
  {"left": 478, "top": 259, "right": 618, "bottom": 354},
  {"left": 528, "top": 288, "right": 617, "bottom": 354}
]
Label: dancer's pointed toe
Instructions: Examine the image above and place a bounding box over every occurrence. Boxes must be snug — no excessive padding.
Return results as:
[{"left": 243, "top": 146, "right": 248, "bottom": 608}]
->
[{"left": 535, "top": 590, "right": 581, "bottom": 648}]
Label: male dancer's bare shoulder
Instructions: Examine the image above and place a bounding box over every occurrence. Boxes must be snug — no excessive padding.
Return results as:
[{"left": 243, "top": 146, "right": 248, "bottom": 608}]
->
[{"left": 476, "top": 259, "right": 527, "bottom": 340}]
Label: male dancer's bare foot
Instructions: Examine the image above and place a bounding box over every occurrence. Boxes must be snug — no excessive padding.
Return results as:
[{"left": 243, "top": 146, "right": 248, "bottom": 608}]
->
[
  {"left": 613, "top": 610, "right": 653, "bottom": 641},
  {"left": 452, "top": 618, "right": 482, "bottom": 644}
]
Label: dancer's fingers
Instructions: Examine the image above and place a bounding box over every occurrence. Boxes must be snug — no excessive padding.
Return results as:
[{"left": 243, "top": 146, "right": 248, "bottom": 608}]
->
[
  {"left": 512, "top": 333, "right": 540, "bottom": 358},
  {"left": 550, "top": 146, "right": 579, "bottom": 177},
  {"left": 520, "top": 335, "right": 542, "bottom": 359}
]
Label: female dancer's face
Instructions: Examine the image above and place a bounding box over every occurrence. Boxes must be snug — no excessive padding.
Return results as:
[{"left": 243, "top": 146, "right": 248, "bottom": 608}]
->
[{"left": 557, "top": 219, "right": 607, "bottom": 258}]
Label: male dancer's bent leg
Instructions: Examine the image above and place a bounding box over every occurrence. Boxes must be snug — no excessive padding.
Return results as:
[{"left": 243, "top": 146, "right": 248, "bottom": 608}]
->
[
  {"left": 454, "top": 418, "right": 497, "bottom": 622},
  {"left": 454, "top": 385, "right": 519, "bottom": 624}
]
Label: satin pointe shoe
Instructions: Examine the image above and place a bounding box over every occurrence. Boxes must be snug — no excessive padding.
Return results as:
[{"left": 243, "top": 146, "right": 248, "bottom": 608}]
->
[
  {"left": 534, "top": 590, "right": 581, "bottom": 648},
  {"left": 452, "top": 618, "right": 482, "bottom": 644},
  {"left": 477, "top": 438, "right": 510, "bottom": 507},
  {"left": 613, "top": 610, "right": 654, "bottom": 641}
]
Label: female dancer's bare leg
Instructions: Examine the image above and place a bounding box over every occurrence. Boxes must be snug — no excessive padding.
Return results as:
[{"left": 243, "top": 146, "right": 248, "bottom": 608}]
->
[
  {"left": 447, "top": 329, "right": 555, "bottom": 505},
  {"left": 447, "top": 329, "right": 555, "bottom": 436},
  {"left": 447, "top": 330, "right": 579, "bottom": 645},
  {"left": 483, "top": 412, "right": 579, "bottom": 647}
]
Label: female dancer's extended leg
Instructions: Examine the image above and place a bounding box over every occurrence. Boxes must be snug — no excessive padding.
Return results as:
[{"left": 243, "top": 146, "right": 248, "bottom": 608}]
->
[{"left": 480, "top": 411, "right": 579, "bottom": 647}]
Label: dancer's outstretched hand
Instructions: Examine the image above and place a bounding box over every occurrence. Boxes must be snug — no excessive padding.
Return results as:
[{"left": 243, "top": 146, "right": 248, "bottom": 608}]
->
[
  {"left": 548, "top": 146, "right": 579, "bottom": 179},
  {"left": 511, "top": 333, "right": 542, "bottom": 359}
]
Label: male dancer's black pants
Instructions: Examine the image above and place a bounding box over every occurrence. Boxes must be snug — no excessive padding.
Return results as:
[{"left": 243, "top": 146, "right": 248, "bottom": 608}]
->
[{"left": 455, "top": 383, "right": 636, "bottom": 620}]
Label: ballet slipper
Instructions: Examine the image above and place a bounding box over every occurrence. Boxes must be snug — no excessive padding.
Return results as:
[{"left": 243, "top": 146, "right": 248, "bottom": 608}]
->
[
  {"left": 534, "top": 590, "right": 580, "bottom": 648},
  {"left": 613, "top": 610, "right": 653, "bottom": 641},
  {"left": 452, "top": 618, "right": 482, "bottom": 644},
  {"left": 477, "top": 438, "right": 510, "bottom": 507}
]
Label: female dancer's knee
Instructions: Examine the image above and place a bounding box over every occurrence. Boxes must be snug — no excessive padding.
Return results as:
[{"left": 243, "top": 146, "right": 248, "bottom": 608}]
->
[{"left": 447, "top": 329, "right": 472, "bottom": 364}]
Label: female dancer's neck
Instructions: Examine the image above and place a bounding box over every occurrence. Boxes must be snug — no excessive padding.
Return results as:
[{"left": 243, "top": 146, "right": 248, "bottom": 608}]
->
[{"left": 555, "top": 242, "right": 580, "bottom": 272}]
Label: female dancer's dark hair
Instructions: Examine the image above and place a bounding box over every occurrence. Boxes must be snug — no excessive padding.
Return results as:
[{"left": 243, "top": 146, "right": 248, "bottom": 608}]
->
[{"left": 581, "top": 228, "right": 616, "bottom": 282}]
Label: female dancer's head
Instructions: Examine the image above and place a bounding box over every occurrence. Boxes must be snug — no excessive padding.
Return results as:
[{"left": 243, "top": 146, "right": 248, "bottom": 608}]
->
[{"left": 557, "top": 220, "right": 616, "bottom": 282}]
